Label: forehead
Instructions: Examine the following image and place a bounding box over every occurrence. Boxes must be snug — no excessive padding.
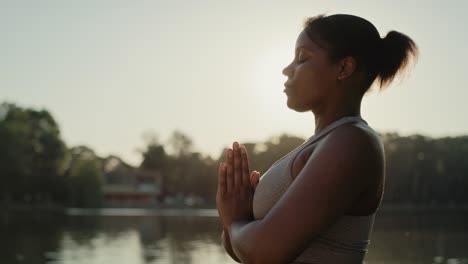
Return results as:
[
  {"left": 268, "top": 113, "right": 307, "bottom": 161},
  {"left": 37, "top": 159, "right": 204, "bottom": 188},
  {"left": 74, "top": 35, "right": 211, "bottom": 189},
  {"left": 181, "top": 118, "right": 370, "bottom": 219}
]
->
[{"left": 295, "top": 30, "right": 325, "bottom": 52}]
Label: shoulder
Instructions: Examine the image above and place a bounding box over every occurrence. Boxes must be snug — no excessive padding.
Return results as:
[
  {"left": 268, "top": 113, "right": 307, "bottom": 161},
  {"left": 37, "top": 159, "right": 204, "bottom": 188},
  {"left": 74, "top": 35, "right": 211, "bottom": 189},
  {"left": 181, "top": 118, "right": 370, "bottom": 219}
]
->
[
  {"left": 311, "top": 122, "right": 384, "bottom": 184},
  {"left": 318, "top": 122, "right": 382, "bottom": 158},
  {"left": 298, "top": 122, "right": 383, "bottom": 185},
  {"left": 293, "top": 123, "right": 383, "bottom": 180}
]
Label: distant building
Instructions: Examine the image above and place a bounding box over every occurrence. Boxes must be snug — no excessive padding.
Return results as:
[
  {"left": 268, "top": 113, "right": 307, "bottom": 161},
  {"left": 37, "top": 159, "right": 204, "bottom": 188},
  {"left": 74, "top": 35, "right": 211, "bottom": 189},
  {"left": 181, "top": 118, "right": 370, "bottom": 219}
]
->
[{"left": 102, "top": 157, "right": 162, "bottom": 207}]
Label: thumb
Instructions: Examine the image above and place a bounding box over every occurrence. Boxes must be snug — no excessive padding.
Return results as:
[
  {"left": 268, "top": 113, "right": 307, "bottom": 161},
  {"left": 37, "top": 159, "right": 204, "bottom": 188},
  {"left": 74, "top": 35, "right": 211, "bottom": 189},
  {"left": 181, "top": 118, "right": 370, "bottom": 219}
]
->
[{"left": 250, "top": 171, "right": 261, "bottom": 189}]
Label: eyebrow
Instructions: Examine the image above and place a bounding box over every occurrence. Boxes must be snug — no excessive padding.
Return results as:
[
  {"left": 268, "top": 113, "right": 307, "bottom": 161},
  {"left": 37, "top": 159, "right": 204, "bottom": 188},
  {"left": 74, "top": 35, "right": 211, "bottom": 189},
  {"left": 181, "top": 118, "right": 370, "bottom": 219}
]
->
[
  {"left": 296, "top": 46, "right": 311, "bottom": 51},
  {"left": 295, "top": 46, "right": 314, "bottom": 55},
  {"left": 296, "top": 36, "right": 327, "bottom": 52}
]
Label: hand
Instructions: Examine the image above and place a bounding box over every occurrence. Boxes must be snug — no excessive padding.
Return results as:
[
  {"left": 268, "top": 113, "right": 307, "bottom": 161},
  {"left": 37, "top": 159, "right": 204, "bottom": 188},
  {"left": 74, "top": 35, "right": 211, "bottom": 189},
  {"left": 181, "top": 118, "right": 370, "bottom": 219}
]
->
[{"left": 216, "top": 142, "right": 259, "bottom": 229}]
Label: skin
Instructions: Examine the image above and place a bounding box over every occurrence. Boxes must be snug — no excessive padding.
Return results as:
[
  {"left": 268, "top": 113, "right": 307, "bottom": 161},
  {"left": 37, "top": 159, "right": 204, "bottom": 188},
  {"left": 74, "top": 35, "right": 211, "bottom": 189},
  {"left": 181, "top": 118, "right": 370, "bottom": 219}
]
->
[{"left": 216, "top": 29, "right": 385, "bottom": 264}]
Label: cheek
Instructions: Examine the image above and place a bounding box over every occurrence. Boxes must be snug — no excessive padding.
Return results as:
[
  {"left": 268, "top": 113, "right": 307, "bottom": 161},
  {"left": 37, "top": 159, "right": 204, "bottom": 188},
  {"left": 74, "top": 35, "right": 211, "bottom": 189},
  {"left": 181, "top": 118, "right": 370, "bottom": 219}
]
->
[
  {"left": 294, "top": 65, "right": 322, "bottom": 93},
  {"left": 292, "top": 67, "right": 333, "bottom": 108},
  {"left": 301, "top": 63, "right": 335, "bottom": 91}
]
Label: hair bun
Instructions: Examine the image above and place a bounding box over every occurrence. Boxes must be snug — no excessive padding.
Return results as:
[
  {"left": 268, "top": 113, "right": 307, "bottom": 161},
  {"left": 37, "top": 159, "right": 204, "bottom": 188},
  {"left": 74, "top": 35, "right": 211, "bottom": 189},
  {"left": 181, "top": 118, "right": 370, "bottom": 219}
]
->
[{"left": 378, "top": 31, "right": 418, "bottom": 88}]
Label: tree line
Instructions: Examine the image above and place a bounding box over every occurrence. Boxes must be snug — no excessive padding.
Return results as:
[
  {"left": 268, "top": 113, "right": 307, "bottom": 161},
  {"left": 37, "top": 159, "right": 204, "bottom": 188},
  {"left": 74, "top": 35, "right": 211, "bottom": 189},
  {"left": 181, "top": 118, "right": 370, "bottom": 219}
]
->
[{"left": 1, "top": 102, "right": 467, "bottom": 208}]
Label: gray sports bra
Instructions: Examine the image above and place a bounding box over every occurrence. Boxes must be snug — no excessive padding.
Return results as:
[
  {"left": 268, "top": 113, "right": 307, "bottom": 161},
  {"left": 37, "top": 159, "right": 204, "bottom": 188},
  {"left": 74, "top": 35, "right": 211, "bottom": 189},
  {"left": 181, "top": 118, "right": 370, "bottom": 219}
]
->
[{"left": 252, "top": 116, "right": 377, "bottom": 264}]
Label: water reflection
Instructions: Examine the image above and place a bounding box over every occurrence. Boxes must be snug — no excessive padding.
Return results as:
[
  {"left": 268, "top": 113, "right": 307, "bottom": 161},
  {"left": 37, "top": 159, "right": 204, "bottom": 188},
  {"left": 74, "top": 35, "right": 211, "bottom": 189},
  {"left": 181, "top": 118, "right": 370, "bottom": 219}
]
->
[
  {"left": 366, "top": 211, "right": 468, "bottom": 264},
  {"left": 1, "top": 210, "right": 232, "bottom": 264},
  {"left": 1, "top": 210, "right": 467, "bottom": 264}
]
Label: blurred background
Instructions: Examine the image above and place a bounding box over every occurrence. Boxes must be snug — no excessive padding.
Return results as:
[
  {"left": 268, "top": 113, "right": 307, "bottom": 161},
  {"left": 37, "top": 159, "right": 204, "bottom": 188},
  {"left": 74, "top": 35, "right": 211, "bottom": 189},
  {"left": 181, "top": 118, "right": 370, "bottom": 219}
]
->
[{"left": 1, "top": 0, "right": 468, "bottom": 263}]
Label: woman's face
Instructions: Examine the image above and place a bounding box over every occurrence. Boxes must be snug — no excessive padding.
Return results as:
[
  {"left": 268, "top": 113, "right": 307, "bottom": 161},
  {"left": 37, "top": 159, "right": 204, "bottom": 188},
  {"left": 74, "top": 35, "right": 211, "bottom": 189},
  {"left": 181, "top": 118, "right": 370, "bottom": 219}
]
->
[{"left": 282, "top": 30, "right": 339, "bottom": 112}]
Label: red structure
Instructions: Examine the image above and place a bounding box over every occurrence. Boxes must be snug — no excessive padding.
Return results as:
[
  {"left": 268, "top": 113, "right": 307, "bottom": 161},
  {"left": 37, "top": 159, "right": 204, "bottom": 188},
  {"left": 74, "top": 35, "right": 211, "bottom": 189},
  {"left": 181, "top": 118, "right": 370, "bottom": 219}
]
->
[{"left": 102, "top": 157, "right": 162, "bottom": 207}]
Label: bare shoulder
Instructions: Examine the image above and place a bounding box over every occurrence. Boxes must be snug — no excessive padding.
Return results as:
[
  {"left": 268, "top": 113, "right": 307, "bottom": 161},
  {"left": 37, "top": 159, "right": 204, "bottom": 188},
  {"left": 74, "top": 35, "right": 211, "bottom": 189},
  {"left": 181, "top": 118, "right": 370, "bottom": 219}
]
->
[
  {"left": 323, "top": 122, "right": 382, "bottom": 150},
  {"left": 294, "top": 122, "right": 384, "bottom": 181},
  {"left": 320, "top": 122, "right": 384, "bottom": 178}
]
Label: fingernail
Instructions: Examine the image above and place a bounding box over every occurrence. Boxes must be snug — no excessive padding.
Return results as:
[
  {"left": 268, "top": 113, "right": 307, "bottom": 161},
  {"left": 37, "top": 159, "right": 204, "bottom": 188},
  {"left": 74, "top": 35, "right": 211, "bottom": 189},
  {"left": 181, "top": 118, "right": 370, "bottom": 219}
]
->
[{"left": 240, "top": 145, "right": 245, "bottom": 153}]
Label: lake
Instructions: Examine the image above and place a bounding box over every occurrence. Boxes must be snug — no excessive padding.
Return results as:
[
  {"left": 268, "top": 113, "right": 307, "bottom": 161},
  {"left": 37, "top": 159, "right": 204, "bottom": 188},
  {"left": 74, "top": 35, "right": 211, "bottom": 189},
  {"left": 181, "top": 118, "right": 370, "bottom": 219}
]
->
[{"left": 1, "top": 209, "right": 467, "bottom": 264}]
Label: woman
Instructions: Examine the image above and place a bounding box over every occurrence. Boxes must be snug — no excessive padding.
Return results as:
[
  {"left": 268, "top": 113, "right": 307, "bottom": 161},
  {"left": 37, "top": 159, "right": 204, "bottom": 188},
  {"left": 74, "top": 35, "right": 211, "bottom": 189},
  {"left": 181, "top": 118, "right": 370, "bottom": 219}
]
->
[{"left": 216, "top": 14, "right": 418, "bottom": 264}]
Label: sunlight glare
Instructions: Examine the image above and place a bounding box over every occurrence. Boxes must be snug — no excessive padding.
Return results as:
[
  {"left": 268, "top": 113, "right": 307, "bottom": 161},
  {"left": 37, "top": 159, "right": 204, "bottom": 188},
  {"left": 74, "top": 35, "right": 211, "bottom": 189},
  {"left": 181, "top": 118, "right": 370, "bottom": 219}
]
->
[{"left": 249, "top": 45, "right": 292, "bottom": 116}]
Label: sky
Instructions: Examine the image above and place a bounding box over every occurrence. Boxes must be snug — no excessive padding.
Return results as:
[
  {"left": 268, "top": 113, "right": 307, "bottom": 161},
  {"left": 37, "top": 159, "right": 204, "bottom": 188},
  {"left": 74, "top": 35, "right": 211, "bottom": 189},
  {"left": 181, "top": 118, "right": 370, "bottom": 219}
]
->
[{"left": 1, "top": 0, "right": 467, "bottom": 165}]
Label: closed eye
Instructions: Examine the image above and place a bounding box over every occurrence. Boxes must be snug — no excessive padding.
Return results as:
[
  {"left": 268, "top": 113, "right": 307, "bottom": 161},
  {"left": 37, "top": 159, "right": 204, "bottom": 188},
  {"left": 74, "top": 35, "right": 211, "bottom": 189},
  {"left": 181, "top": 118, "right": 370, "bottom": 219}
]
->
[
  {"left": 296, "top": 57, "right": 308, "bottom": 64},
  {"left": 296, "top": 51, "right": 309, "bottom": 64}
]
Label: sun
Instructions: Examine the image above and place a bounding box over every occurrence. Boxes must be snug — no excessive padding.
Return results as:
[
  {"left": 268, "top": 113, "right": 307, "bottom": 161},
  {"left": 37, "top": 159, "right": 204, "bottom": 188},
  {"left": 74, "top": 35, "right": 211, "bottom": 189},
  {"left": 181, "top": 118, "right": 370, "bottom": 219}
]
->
[
  {"left": 245, "top": 42, "right": 316, "bottom": 139},
  {"left": 249, "top": 46, "right": 292, "bottom": 114}
]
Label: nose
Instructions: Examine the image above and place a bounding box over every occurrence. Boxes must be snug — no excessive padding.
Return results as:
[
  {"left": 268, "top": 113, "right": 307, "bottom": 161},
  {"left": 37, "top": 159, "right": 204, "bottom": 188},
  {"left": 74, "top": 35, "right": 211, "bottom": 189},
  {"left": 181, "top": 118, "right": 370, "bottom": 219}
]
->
[{"left": 282, "top": 61, "right": 293, "bottom": 77}]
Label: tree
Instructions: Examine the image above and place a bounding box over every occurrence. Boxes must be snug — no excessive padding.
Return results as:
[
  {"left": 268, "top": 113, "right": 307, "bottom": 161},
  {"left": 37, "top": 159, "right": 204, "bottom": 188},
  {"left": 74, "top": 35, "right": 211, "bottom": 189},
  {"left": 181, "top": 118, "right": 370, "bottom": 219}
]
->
[
  {"left": 0, "top": 102, "right": 66, "bottom": 204},
  {"left": 64, "top": 146, "right": 103, "bottom": 207},
  {"left": 140, "top": 133, "right": 169, "bottom": 200},
  {"left": 168, "top": 130, "right": 193, "bottom": 157}
]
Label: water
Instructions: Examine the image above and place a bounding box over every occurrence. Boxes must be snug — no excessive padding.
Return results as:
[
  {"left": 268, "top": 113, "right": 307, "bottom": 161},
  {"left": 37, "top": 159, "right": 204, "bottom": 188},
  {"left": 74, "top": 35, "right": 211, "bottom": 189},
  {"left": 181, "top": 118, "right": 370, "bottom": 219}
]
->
[{"left": 1, "top": 209, "right": 467, "bottom": 264}]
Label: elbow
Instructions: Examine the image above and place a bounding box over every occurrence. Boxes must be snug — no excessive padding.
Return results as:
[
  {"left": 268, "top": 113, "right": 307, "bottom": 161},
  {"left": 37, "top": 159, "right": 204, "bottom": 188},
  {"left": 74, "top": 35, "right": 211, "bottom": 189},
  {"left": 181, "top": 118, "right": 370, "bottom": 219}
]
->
[
  {"left": 235, "top": 245, "right": 283, "bottom": 264},
  {"left": 229, "top": 221, "right": 287, "bottom": 264},
  {"left": 230, "top": 236, "right": 284, "bottom": 263},
  {"left": 230, "top": 238, "right": 261, "bottom": 264}
]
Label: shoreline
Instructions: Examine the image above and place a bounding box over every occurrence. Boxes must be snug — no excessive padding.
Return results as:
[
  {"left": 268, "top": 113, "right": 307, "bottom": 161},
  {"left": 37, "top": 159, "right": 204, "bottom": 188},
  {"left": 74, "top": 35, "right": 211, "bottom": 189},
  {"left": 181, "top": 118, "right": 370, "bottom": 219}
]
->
[{"left": 3, "top": 203, "right": 468, "bottom": 216}]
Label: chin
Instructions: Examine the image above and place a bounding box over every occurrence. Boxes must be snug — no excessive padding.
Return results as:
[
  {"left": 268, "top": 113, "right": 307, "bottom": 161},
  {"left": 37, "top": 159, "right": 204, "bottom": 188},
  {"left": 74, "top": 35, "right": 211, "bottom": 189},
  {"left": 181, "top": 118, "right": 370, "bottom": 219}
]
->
[{"left": 286, "top": 100, "right": 309, "bottom": 112}]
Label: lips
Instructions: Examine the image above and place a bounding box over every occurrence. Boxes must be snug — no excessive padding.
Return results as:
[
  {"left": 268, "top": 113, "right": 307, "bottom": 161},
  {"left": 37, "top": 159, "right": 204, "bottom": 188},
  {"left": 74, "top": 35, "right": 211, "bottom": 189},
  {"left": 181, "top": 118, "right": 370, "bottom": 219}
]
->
[{"left": 283, "top": 82, "right": 292, "bottom": 94}]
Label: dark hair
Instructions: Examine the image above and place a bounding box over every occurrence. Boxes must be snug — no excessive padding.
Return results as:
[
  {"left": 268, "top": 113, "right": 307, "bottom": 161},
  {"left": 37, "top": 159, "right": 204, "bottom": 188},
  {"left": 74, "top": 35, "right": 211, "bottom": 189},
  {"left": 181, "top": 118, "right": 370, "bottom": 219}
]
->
[{"left": 303, "top": 14, "right": 418, "bottom": 92}]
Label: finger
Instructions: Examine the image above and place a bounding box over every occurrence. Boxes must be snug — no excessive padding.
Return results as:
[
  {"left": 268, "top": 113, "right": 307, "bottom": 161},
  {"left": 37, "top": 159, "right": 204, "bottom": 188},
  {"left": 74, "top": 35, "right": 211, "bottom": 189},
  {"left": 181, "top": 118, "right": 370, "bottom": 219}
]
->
[
  {"left": 240, "top": 145, "right": 250, "bottom": 187},
  {"left": 233, "top": 142, "right": 242, "bottom": 189},
  {"left": 226, "top": 148, "right": 234, "bottom": 192},
  {"left": 217, "top": 163, "right": 226, "bottom": 194},
  {"left": 254, "top": 171, "right": 260, "bottom": 188},
  {"left": 251, "top": 171, "right": 260, "bottom": 189}
]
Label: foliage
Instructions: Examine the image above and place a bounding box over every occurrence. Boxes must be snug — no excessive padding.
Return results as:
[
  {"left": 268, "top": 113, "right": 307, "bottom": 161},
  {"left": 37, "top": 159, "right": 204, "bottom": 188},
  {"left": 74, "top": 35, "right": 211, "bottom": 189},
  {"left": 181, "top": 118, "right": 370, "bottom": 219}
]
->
[
  {"left": 2, "top": 101, "right": 468, "bottom": 208},
  {"left": 64, "top": 146, "right": 103, "bottom": 207},
  {"left": 0, "top": 103, "right": 66, "bottom": 204}
]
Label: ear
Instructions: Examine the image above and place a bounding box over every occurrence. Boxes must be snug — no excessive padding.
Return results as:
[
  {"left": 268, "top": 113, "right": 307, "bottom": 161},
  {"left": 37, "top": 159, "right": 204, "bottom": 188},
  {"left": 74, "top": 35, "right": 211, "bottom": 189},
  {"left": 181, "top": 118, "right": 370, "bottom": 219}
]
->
[{"left": 337, "top": 56, "right": 357, "bottom": 81}]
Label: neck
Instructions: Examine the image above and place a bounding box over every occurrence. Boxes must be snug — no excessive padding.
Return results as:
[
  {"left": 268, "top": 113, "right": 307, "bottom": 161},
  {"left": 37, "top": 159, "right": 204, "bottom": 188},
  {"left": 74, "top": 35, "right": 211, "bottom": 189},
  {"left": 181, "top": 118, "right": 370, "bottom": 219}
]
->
[{"left": 312, "top": 98, "right": 362, "bottom": 134}]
